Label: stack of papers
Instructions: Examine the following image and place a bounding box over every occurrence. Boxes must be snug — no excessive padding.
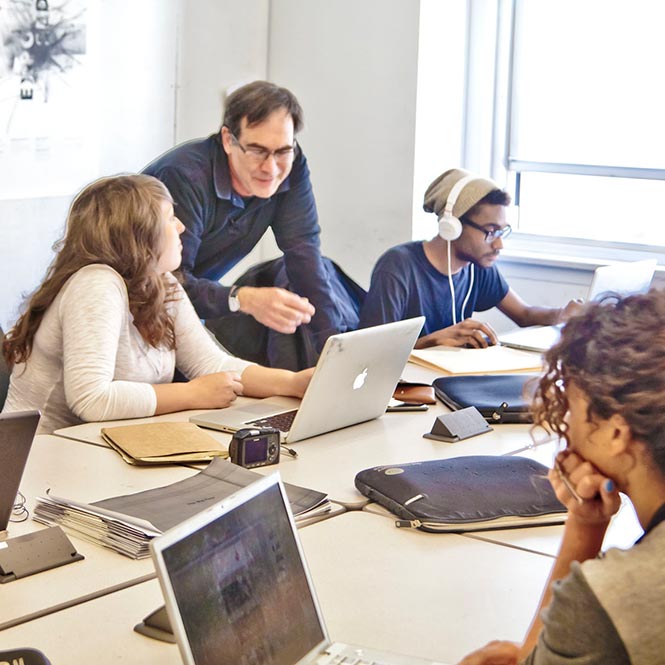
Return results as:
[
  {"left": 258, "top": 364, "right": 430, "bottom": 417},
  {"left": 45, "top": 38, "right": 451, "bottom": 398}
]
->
[
  {"left": 33, "top": 459, "right": 330, "bottom": 559},
  {"left": 100, "top": 421, "right": 227, "bottom": 465},
  {"left": 409, "top": 344, "right": 542, "bottom": 375}
]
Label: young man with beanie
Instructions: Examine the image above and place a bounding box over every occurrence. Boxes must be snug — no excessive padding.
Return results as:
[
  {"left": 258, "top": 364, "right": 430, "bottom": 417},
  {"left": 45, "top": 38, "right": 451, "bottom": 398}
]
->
[{"left": 359, "top": 168, "right": 582, "bottom": 349}]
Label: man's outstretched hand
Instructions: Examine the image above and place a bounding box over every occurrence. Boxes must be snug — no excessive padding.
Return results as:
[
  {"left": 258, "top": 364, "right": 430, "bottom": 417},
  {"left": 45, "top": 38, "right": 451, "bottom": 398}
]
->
[{"left": 237, "top": 286, "right": 316, "bottom": 334}]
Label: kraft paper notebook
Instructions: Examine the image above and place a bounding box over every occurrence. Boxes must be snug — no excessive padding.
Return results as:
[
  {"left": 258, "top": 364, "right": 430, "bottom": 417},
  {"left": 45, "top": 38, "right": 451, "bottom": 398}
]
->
[{"left": 101, "top": 422, "right": 227, "bottom": 465}]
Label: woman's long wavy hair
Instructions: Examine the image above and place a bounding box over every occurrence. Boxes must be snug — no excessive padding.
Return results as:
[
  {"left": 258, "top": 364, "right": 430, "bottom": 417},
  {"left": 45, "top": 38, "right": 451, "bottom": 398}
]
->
[
  {"left": 532, "top": 289, "right": 665, "bottom": 475},
  {"left": 3, "top": 174, "right": 178, "bottom": 366}
]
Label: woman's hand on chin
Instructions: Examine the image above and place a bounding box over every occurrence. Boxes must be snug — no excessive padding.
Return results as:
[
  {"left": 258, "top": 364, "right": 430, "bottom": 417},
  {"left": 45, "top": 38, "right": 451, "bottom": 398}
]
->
[{"left": 550, "top": 450, "right": 621, "bottom": 526}]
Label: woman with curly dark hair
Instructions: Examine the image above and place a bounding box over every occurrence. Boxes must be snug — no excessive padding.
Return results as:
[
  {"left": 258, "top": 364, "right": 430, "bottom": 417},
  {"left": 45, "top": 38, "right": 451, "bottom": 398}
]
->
[
  {"left": 2, "top": 175, "right": 312, "bottom": 433},
  {"left": 459, "top": 290, "right": 665, "bottom": 665}
]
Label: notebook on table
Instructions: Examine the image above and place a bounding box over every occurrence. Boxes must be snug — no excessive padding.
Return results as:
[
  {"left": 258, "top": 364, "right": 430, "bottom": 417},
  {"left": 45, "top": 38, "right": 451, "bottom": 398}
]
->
[
  {"left": 100, "top": 421, "right": 228, "bottom": 465},
  {"left": 190, "top": 317, "right": 425, "bottom": 444},
  {"left": 150, "top": 473, "right": 446, "bottom": 665},
  {"left": 409, "top": 344, "right": 542, "bottom": 375},
  {"left": 499, "top": 259, "right": 657, "bottom": 353},
  {"left": 0, "top": 410, "right": 40, "bottom": 534}
]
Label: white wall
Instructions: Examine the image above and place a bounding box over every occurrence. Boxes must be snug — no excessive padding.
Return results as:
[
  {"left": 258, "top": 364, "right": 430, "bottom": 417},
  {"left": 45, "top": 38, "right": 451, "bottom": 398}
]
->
[
  {"left": 0, "top": 0, "right": 272, "bottom": 328},
  {"left": 175, "top": 0, "right": 270, "bottom": 142},
  {"left": 412, "top": 0, "right": 467, "bottom": 241},
  {"left": 267, "top": 0, "right": 421, "bottom": 287},
  {"left": 173, "top": 0, "right": 273, "bottom": 285},
  {"left": 97, "top": 0, "right": 179, "bottom": 174},
  {"left": 0, "top": 0, "right": 180, "bottom": 330}
]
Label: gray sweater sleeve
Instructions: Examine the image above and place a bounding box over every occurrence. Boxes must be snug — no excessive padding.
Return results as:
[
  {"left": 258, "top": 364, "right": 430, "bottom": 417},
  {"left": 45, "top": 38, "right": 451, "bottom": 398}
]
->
[{"left": 521, "top": 563, "right": 630, "bottom": 665}]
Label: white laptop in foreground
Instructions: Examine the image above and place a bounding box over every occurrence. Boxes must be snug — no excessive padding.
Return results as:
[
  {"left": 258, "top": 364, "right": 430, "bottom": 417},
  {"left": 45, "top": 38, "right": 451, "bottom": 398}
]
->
[
  {"left": 191, "top": 317, "right": 425, "bottom": 443},
  {"left": 499, "top": 259, "right": 657, "bottom": 353},
  {"left": 150, "top": 473, "right": 446, "bottom": 665}
]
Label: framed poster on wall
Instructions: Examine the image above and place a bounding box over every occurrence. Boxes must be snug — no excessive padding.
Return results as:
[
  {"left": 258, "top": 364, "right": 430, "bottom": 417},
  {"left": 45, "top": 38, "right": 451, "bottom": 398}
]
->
[{"left": 0, "top": 0, "right": 98, "bottom": 199}]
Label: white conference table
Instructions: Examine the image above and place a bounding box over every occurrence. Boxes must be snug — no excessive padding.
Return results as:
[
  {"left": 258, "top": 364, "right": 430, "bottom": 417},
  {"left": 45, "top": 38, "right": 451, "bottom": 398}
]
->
[
  {"left": 0, "top": 578, "right": 180, "bottom": 664},
  {"left": 3, "top": 433, "right": 345, "bottom": 632},
  {"left": 299, "top": 511, "right": 553, "bottom": 665},
  {"left": 1, "top": 435, "right": 196, "bottom": 631},
  {"left": 56, "top": 407, "right": 538, "bottom": 509},
  {"left": 1, "top": 511, "right": 554, "bottom": 665},
  {"left": 53, "top": 364, "right": 543, "bottom": 508}
]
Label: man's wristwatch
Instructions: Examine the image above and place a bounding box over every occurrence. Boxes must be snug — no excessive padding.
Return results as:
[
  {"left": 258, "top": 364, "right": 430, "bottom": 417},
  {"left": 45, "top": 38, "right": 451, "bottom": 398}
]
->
[{"left": 228, "top": 285, "right": 242, "bottom": 313}]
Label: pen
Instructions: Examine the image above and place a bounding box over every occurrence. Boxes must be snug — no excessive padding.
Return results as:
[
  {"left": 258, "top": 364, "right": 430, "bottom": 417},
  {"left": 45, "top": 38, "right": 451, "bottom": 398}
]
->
[{"left": 554, "top": 457, "right": 584, "bottom": 504}]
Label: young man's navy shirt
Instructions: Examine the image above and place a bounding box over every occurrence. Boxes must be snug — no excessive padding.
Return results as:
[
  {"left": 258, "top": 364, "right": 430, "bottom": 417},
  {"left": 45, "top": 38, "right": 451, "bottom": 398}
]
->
[
  {"left": 143, "top": 134, "right": 342, "bottom": 347},
  {"left": 359, "top": 241, "right": 509, "bottom": 335}
]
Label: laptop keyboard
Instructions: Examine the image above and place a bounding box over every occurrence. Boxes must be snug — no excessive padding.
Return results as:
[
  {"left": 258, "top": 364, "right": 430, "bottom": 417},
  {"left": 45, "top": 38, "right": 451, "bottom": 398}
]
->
[
  {"left": 246, "top": 409, "right": 298, "bottom": 432},
  {"left": 326, "top": 656, "right": 391, "bottom": 665}
]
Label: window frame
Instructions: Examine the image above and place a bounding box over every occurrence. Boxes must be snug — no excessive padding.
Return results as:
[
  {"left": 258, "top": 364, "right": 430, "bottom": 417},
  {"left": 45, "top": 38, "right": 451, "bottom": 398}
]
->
[{"left": 467, "top": 0, "right": 665, "bottom": 265}]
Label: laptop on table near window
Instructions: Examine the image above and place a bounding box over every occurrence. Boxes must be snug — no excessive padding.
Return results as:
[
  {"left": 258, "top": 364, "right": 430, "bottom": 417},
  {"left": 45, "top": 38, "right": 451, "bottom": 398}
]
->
[
  {"left": 190, "top": 317, "right": 425, "bottom": 443},
  {"left": 0, "top": 411, "right": 40, "bottom": 536},
  {"left": 498, "top": 259, "right": 657, "bottom": 353},
  {"left": 150, "top": 473, "right": 447, "bottom": 665}
]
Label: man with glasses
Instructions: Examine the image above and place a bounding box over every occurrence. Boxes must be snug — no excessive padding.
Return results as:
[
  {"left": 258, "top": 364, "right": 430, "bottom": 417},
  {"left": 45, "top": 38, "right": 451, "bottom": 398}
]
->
[
  {"left": 359, "top": 168, "right": 581, "bottom": 349},
  {"left": 143, "top": 81, "right": 354, "bottom": 367}
]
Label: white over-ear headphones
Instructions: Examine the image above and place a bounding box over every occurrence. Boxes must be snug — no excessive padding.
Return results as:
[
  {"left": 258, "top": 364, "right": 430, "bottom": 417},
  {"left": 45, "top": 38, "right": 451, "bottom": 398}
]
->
[{"left": 438, "top": 174, "right": 476, "bottom": 241}]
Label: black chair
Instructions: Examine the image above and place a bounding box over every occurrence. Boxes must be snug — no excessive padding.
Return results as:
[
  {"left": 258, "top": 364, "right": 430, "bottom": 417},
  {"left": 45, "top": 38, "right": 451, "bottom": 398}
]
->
[
  {"left": 0, "top": 325, "right": 10, "bottom": 410},
  {"left": 205, "top": 257, "right": 366, "bottom": 371},
  {"left": 0, "top": 648, "right": 52, "bottom": 665}
]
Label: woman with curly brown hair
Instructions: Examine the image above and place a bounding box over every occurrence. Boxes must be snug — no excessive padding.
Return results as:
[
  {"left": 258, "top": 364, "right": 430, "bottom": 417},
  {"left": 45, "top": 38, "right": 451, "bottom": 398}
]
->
[
  {"left": 2, "top": 175, "right": 312, "bottom": 433},
  {"left": 459, "top": 290, "right": 665, "bottom": 665}
]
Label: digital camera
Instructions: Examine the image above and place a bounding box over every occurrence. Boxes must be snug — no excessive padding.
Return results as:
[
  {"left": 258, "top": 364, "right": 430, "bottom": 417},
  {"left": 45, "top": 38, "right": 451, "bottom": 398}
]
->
[{"left": 228, "top": 427, "right": 280, "bottom": 469}]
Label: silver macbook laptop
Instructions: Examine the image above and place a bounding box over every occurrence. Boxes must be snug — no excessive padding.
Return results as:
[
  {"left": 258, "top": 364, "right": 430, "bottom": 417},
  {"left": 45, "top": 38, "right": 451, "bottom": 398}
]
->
[
  {"left": 190, "top": 317, "right": 425, "bottom": 443},
  {"left": 499, "top": 259, "right": 657, "bottom": 353},
  {"left": 150, "top": 473, "right": 446, "bottom": 665},
  {"left": 0, "top": 410, "right": 40, "bottom": 535}
]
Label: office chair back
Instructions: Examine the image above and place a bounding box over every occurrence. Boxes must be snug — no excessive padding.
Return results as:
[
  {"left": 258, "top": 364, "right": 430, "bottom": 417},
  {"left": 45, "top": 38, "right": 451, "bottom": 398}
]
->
[{"left": 0, "top": 648, "right": 52, "bottom": 665}]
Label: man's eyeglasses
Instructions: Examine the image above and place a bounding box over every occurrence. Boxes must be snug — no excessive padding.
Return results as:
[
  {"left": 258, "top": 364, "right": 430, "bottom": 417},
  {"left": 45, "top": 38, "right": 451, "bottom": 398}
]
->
[
  {"left": 461, "top": 218, "right": 512, "bottom": 243},
  {"left": 229, "top": 131, "right": 296, "bottom": 165}
]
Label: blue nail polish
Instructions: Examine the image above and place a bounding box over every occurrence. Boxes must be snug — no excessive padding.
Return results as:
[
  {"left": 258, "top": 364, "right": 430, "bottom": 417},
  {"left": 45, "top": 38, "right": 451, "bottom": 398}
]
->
[{"left": 605, "top": 479, "right": 615, "bottom": 492}]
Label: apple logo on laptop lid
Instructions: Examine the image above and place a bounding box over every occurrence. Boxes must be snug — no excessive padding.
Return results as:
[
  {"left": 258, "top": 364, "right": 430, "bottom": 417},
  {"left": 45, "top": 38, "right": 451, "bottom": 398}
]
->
[{"left": 353, "top": 367, "right": 368, "bottom": 390}]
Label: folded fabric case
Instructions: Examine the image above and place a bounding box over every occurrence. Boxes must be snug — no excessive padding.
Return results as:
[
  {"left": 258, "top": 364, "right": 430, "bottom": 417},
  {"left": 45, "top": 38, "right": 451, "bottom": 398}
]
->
[
  {"left": 355, "top": 455, "right": 566, "bottom": 532},
  {"left": 433, "top": 373, "right": 539, "bottom": 423}
]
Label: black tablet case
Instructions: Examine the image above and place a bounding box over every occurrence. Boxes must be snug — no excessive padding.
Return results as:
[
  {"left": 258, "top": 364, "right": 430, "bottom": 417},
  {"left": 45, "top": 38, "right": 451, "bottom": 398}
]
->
[
  {"left": 355, "top": 456, "right": 566, "bottom": 532},
  {"left": 433, "top": 373, "right": 539, "bottom": 424}
]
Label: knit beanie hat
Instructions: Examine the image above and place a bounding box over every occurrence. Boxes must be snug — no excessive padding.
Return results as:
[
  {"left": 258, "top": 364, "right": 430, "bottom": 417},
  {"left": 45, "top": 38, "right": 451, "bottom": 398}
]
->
[{"left": 423, "top": 168, "right": 499, "bottom": 219}]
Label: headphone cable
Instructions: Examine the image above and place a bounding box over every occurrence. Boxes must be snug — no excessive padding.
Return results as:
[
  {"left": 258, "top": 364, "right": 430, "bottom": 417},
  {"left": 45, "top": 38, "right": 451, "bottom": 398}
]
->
[
  {"left": 447, "top": 239, "right": 457, "bottom": 326},
  {"left": 460, "top": 262, "right": 475, "bottom": 320}
]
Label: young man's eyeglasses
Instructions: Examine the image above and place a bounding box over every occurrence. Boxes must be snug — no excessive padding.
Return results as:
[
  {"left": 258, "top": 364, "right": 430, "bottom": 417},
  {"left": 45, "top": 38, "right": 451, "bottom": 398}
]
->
[
  {"left": 461, "top": 218, "right": 512, "bottom": 243},
  {"left": 228, "top": 131, "right": 296, "bottom": 165}
]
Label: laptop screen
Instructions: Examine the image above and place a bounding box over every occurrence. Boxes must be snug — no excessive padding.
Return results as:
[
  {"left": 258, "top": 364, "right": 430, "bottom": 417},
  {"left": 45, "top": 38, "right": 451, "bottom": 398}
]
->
[
  {"left": 0, "top": 410, "right": 40, "bottom": 531},
  {"left": 588, "top": 259, "right": 656, "bottom": 301},
  {"left": 159, "top": 481, "right": 326, "bottom": 665}
]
